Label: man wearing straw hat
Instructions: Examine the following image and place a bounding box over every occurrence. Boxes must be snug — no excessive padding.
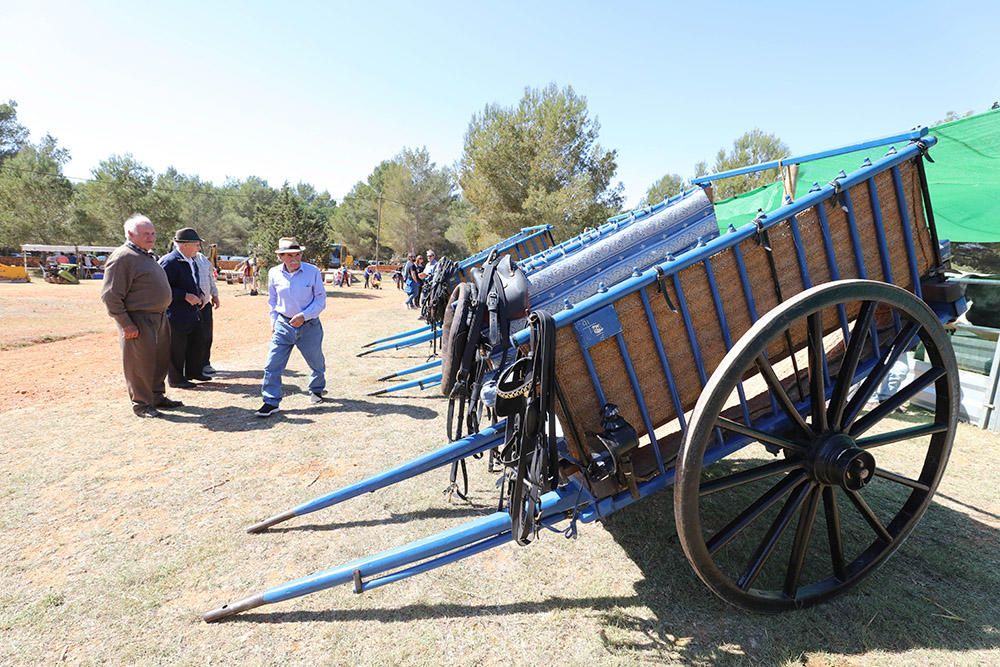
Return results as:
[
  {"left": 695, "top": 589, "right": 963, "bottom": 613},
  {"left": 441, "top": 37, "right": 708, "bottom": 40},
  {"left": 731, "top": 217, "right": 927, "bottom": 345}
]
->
[{"left": 255, "top": 237, "right": 327, "bottom": 417}]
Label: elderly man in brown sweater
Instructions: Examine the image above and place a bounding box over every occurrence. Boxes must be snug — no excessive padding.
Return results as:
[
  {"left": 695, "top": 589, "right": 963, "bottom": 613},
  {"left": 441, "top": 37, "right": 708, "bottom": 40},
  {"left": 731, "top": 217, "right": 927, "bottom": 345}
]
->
[{"left": 101, "top": 214, "right": 182, "bottom": 418}]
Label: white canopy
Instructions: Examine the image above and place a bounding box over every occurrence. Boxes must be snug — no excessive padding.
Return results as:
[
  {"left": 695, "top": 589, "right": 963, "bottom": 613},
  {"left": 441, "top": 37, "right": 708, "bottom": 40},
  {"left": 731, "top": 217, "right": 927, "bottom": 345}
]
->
[{"left": 20, "top": 244, "right": 119, "bottom": 254}]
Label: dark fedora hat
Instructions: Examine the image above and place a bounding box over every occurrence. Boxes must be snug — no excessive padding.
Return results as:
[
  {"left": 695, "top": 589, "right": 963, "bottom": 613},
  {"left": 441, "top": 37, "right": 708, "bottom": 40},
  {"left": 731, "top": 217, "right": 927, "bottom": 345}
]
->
[{"left": 174, "top": 227, "right": 204, "bottom": 243}]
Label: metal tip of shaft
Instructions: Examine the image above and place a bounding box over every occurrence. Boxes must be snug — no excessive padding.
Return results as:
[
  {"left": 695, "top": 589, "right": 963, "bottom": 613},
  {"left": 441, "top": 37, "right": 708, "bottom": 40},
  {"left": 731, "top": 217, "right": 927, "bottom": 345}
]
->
[
  {"left": 246, "top": 509, "right": 297, "bottom": 534},
  {"left": 203, "top": 593, "right": 266, "bottom": 623},
  {"left": 376, "top": 373, "right": 397, "bottom": 381},
  {"left": 368, "top": 389, "right": 388, "bottom": 397},
  {"left": 356, "top": 350, "right": 374, "bottom": 358}
]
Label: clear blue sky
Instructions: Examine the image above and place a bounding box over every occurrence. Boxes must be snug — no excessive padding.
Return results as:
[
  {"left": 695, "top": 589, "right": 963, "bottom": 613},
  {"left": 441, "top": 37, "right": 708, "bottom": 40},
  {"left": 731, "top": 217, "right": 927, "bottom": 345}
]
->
[{"left": 2, "top": 0, "right": 996, "bottom": 207}]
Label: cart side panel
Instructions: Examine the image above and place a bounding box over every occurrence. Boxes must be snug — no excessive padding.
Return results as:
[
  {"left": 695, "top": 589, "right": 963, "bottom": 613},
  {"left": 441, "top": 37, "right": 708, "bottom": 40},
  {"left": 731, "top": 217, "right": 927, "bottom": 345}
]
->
[{"left": 554, "top": 158, "right": 935, "bottom": 465}]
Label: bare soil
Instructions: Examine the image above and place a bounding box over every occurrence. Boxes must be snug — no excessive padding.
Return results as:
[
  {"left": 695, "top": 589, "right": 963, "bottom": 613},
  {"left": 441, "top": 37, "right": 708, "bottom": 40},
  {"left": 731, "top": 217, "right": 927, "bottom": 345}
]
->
[{"left": 1, "top": 279, "right": 998, "bottom": 666}]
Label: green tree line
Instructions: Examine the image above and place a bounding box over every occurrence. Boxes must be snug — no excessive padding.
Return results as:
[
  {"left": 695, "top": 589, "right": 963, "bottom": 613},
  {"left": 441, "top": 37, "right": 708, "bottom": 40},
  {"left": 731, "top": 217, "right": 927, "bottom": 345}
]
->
[{"left": 1, "top": 91, "right": 796, "bottom": 264}]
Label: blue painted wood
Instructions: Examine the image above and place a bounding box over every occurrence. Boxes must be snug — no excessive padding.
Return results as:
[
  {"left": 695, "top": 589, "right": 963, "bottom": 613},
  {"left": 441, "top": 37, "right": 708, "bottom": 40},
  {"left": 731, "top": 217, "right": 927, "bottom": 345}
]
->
[{"left": 692, "top": 128, "right": 928, "bottom": 184}]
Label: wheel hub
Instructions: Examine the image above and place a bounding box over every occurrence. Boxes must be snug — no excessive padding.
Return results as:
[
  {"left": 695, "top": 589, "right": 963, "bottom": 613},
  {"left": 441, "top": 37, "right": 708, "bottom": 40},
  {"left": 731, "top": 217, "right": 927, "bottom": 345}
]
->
[{"left": 811, "top": 433, "right": 876, "bottom": 491}]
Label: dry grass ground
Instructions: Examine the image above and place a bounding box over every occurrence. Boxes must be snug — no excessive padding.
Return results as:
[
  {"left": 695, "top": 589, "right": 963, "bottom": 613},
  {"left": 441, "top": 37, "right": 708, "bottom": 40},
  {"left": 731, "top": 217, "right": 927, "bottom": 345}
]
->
[{"left": 1, "top": 278, "right": 998, "bottom": 666}]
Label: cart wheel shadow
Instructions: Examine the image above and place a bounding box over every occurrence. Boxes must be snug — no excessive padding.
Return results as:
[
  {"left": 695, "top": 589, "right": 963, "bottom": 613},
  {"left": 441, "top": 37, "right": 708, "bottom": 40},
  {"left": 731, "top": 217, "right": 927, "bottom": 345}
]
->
[{"left": 594, "top": 458, "right": 1000, "bottom": 663}]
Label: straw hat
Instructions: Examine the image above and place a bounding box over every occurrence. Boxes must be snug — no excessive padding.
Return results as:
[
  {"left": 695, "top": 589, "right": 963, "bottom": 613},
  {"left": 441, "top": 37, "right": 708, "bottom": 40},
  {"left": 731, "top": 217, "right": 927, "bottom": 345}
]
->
[{"left": 275, "top": 237, "right": 305, "bottom": 254}]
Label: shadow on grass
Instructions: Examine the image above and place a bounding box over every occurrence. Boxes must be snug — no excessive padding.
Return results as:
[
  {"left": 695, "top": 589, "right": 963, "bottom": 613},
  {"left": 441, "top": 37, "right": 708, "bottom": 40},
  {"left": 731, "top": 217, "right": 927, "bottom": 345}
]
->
[
  {"left": 594, "top": 473, "right": 1000, "bottom": 664},
  {"left": 263, "top": 504, "right": 491, "bottom": 533},
  {"left": 219, "top": 467, "right": 1000, "bottom": 663},
  {"left": 159, "top": 396, "right": 439, "bottom": 431},
  {"left": 325, "top": 289, "right": 378, "bottom": 300},
  {"left": 225, "top": 595, "right": 645, "bottom": 624}
]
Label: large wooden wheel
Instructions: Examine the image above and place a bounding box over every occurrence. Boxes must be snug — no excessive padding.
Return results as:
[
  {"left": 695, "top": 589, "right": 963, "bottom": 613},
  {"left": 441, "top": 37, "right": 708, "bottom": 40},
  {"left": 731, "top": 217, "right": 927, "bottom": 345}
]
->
[{"left": 675, "top": 279, "right": 959, "bottom": 612}]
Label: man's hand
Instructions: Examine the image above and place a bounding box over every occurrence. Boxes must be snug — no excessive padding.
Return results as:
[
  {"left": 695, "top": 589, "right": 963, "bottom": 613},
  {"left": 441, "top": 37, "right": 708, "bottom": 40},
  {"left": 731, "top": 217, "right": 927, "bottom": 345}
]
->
[
  {"left": 289, "top": 313, "right": 306, "bottom": 328},
  {"left": 212, "top": 295, "right": 220, "bottom": 309},
  {"left": 184, "top": 293, "right": 201, "bottom": 306},
  {"left": 122, "top": 324, "right": 140, "bottom": 340}
]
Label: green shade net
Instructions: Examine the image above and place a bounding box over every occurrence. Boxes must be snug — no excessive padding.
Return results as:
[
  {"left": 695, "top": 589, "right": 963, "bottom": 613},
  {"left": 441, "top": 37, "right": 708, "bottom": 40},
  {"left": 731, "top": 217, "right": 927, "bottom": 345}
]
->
[
  {"left": 795, "top": 110, "right": 1000, "bottom": 242},
  {"left": 713, "top": 181, "right": 786, "bottom": 231},
  {"left": 923, "top": 111, "right": 1000, "bottom": 242},
  {"left": 713, "top": 110, "right": 1000, "bottom": 242}
]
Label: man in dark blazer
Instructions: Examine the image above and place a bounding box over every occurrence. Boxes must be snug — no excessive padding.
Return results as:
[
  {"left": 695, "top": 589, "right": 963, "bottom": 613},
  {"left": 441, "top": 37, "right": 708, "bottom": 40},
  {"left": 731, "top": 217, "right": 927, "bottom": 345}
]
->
[{"left": 159, "top": 228, "right": 211, "bottom": 388}]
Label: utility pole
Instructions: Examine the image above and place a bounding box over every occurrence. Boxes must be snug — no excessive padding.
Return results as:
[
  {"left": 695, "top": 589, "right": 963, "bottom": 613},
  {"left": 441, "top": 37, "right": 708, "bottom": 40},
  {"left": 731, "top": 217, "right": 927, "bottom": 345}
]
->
[{"left": 374, "top": 192, "right": 383, "bottom": 268}]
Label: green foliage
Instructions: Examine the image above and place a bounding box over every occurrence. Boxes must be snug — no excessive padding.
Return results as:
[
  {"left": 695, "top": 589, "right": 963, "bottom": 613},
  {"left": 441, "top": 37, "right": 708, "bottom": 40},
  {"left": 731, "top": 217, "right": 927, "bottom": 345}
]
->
[
  {"left": 643, "top": 173, "right": 684, "bottom": 206},
  {"left": 0, "top": 100, "right": 29, "bottom": 167},
  {"left": 460, "top": 83, "right": 623, "bottom": 244},
  {"left": 74, "top": 154, "right": 176, "bottom": 247},
  {"left": 709, "top": 129, "right": 789, "bottom": 200},
  {"left": 381, "top": 147, "right": 459, "bottom": 258},
  {"left": 330, "top": 161, "right": 390, "bottom": 261},
  {"left": 250, "top": 185, "right": 330, "bottom": 268},
  {"left": 333, "top": 150, "right": 468, "bottom": 263},
  {"left": 0, "top": 135, "right": 74, "bottom": 246}
]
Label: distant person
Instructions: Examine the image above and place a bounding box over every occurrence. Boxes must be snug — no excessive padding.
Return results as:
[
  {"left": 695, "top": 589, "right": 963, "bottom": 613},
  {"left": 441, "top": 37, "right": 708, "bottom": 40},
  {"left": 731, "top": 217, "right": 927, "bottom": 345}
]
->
[
  {"left": 371, "top": 268, "right": 382, "bottom": 290},
  {"left": 402, "top": 252, "right": 418, "bottom": 308},
  {"left": 392, "top": 268, "right": 403, "bottom": 290},
  {"left": 255, "top": 237, "right": 327, "bottom": 418},
  {"left": 159, "top": 228, "right": 211, "bottom": 388},
  {"left": 421, "top": 249, "right": 437, "bottom": 280},
  {"left": 100, "top": 214, "right": 180, "bottom": 418},
  {"left": 82, "top": 254, "right": 96, "bottom": 278},
  {"left": 413, "top": 255, "right": 426, "bottom": 307},
  {"left": 241, "top": 258, "right": 253, "bottom": 293},
  {"left": 194, "top": 247, "right": 221, "bottom": 375},
  {"left": 363, "top": 264, "right": 373, "bottom": 289}
]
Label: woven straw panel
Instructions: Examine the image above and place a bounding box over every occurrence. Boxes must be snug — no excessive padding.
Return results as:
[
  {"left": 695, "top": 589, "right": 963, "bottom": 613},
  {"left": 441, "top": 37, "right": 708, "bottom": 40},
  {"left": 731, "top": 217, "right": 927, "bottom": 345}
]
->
[{"left": 554, "top": 158, "right": 934, "bottom": 465}]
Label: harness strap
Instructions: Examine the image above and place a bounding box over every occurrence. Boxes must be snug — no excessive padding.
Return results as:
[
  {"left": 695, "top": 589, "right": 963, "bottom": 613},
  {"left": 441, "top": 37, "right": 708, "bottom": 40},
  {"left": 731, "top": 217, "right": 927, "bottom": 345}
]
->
[{"left": 754, "top": 210, "right": 806, "bottom": 402}]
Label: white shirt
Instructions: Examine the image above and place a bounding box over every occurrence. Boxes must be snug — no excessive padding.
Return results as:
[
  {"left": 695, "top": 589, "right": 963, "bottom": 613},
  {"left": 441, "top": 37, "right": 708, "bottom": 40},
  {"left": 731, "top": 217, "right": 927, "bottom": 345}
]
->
[{"left": 194, "top": 253, "right": 219, "bottom": 304}]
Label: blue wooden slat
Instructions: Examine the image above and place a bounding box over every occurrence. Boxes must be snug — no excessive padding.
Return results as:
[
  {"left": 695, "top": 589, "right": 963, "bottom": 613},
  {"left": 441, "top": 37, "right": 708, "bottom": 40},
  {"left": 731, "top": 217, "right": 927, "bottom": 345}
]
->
[
  {"left": 891, "top": 165, "right": 924, "bottom": 300},
  {"left": 615, "top": 334, "right": 666, "bottom": 476}
]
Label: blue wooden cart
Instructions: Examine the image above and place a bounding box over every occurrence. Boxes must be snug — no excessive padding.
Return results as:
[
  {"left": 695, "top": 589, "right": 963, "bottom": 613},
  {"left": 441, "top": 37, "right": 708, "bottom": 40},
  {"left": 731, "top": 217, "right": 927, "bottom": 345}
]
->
[
  {"left": 360, "top": 224, "right": 556, "bottom": 355},
  {"left": 205, "top": 130, "right": 962, "bottom": 620}
]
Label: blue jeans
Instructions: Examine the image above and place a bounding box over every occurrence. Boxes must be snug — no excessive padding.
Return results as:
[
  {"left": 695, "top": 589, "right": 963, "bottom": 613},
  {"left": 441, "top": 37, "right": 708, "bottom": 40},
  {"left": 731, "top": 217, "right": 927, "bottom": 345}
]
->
[{"left": 261, "top": 317, "right": 326, "bottom": 405}]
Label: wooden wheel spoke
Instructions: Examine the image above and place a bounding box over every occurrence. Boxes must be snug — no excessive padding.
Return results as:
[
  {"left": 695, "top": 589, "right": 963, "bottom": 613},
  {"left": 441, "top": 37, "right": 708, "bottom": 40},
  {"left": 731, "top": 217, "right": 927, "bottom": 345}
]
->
[
  {"left": 850, "top": 367, "right": 946, "bottom": 437},
  {"left": 874, "top": 467, "right": 931, "bottom": 492},
  {"left": 706, "top": 471, "right": 807, "bottom": 554},
  {"left": 755, "top": 356, "right": 813, "bottom": 438},
  {"left": 823, "top": 487, "right": 847, "bottom": 581},
  {"left": 842, "top": 321, "right": 921, "bottom": 429},
  {"left": 716, "top": 417, "right": 806, "bottom": 454},
  {"left": 846, "top": 490, "right": 893, "bottom": 543},
  {"left": 737, "top": 481, "right": 814, "bottom": 591},
  {"left": 807, "top": 313, "right": 828, "bottom": 432},
  {"left": 676, "top": 281, "right": 957, "bottom": 611},
  {"left": 783, "top": 485, "right": 822, "bottom": 597},
  {"left": 700, "top": 458, "right": 803, "bottom": 496},
  {"left": 829, "top": 300, "right": 875, "bottom": 430},
  {"left": 856, "top": 422, "right": 949, "bottom": 449}
]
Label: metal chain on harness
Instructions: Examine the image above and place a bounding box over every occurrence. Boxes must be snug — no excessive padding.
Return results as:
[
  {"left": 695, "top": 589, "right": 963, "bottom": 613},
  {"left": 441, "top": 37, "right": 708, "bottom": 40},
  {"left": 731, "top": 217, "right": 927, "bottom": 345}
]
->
[{"left": 495, "top": 311, "right": 559, "bottom": 546}]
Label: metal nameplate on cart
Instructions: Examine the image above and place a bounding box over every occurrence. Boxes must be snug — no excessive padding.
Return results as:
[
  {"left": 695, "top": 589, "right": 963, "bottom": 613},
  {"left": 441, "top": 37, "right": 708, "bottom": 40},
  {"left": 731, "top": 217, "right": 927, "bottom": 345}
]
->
[{"left": 574, "top": 305, "right": 622, "bottom": 349}]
